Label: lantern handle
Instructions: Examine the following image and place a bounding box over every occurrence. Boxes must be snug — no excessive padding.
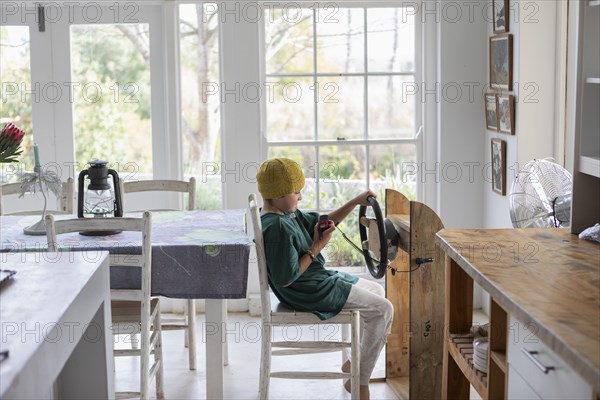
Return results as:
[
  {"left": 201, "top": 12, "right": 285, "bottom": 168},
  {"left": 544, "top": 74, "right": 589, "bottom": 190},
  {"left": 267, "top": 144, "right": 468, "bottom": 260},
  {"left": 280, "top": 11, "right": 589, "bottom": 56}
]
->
[
  {"left": 108, "top": 169, "right": 123, "bottom": 217},
  {"left": 77, "top": 169, "right": 89, "bottom": 218}
]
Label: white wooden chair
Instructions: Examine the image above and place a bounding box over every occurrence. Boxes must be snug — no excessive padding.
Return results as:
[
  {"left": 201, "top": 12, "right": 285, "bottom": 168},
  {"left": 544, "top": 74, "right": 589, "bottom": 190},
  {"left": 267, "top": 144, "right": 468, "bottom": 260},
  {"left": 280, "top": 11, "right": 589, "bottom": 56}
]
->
[
  {"left": 45, "top": 212, "right": 164, "bottom": 400},
  {"left": 0, "top": 177, "right": 74, "bottom": 215},
  {"left": 248, "top": 193, "right": 361, "bottom": 399},
  {"left": 119, "top": 178, "right": 198, "bottom": 370}
]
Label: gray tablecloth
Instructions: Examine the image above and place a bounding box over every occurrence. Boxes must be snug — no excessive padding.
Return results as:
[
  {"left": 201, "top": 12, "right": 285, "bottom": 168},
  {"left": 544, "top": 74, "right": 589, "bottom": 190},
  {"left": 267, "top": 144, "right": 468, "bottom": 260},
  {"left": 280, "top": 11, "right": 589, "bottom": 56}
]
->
[{"left": 0, "top": 210, "right": 250, "bottom": 299}]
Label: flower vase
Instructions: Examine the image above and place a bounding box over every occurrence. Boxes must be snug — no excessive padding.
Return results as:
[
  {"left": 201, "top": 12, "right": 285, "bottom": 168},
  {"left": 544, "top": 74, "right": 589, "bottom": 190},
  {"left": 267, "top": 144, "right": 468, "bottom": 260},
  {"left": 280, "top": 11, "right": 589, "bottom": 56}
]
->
[{"left": 23, "top": 167, "right": 48, "bottom": 236}]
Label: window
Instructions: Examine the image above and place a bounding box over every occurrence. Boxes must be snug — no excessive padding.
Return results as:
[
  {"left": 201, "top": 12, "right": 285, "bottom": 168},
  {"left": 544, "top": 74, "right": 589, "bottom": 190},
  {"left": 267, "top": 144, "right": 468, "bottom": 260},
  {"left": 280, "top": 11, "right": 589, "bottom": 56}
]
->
[
  {"left": 0, "top": 24, "right": 33, "bottom": 180},
  {"left": 263, "top": 4, "right": 419, "bottom": 267},
  {"left": 179, "top": 3, "right": 222, "bottom": 209},
  {"left": 71, "top": 23, "right": 153, "bottom": 176}
]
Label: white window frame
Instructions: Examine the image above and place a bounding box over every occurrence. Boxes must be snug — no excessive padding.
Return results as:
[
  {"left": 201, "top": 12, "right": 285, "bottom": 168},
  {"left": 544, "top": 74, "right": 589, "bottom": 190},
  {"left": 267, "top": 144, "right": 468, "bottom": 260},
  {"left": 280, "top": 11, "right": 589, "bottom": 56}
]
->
[
  {"left": 0, "top": 5, "right": 172, "bottom": 171},
  {"left": 258, "top": 1, "right": 423, "bottom": 211}
]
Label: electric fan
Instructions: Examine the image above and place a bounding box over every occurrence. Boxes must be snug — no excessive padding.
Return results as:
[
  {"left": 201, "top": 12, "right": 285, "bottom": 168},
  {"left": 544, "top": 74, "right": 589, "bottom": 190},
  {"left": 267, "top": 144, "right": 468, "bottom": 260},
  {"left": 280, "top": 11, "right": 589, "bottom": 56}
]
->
[{"left": 509, "top": 159, "right": 573, "bottom": 228}]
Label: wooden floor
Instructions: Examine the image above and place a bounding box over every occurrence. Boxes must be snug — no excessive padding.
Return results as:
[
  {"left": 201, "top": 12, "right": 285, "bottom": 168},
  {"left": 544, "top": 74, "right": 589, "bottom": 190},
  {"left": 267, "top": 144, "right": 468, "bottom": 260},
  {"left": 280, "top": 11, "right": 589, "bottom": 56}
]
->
[
  {"left": 114, "top": 312, "right": 399, "bottom": 399},
  {"left": 114, "top": 310, "right": 487, "bottom": 399}
]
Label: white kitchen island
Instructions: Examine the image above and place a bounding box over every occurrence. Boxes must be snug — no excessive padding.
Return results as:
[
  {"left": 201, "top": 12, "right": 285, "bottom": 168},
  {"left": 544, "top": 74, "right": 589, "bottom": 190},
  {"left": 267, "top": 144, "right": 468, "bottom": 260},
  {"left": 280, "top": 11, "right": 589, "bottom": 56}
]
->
[{"left": 0, "top": 251, "right": 114, "bottom": 399}]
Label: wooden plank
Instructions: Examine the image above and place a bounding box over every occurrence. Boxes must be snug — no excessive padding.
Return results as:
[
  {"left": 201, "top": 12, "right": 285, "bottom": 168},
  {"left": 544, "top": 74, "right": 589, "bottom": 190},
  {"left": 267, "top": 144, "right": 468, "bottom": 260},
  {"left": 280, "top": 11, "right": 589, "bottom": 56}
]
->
[
  {"left": 386, "top": 214, "right": 410, "bottom": 253},
  {"left": 436, "top": 228, "right": 600, "bottom": 392},
  {"left": 488, "top": 358, "right": 505, "bottom": 400},
  {"left": 447, "top": 338, "right": 487, "bottom": 399},
  {"left": 489, "top": 299, "right": 507, "bottom": 372},
  {"left": 385, "top": 189, "right": 411, "bottom": 379},
  {"left": 409, "top": 201, "right": 445, "bottom": 400},
  {"left": 444, "top": 343, "right": 475, "bottom": 400},
  {"left": 387, "top": 376, "right": 409, "bottom": 400}
]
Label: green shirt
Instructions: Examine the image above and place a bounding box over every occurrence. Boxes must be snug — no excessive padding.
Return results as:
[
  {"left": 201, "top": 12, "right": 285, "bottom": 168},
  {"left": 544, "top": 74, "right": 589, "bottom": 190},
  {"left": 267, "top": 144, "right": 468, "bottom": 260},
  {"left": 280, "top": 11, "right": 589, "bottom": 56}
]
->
[{"left": 261, "top": 209, "right": 358, "bottom": 320}]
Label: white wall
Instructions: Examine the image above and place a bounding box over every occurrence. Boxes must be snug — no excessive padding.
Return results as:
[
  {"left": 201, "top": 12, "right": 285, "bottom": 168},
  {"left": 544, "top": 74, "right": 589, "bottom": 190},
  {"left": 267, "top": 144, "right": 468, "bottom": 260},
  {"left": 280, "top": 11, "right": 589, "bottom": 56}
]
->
[
  {"left": 483, "top": 1, "right": 565, "bottom": 229},
  {"left": 434, "top": 0, "right": 487, "bottom": 229}
]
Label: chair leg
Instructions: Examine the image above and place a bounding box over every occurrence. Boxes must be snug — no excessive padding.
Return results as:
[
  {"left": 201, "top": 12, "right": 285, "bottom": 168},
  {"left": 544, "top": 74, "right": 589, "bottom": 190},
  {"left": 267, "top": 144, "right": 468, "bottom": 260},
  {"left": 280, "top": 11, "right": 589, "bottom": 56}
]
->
[
  {"left": 140, "top": 329, "right": 150, "bottom": 400},
  {"left": 350, "top": 311, "right": 361, "bottom": 400},
  {"left": 341, "top": 323, "right": 350, "bottom": 366},
  {"left": 259, "top": 322, "right": 272, "bottom": 399},
  {"left": 155, "top": 304, "right": 165, "bottom": 400},
  {"left": 187, "top": 299, "right": 197, "bottom": 370},
  {"left": 223, "top": 299, "right": 229, "bottom": 366}
]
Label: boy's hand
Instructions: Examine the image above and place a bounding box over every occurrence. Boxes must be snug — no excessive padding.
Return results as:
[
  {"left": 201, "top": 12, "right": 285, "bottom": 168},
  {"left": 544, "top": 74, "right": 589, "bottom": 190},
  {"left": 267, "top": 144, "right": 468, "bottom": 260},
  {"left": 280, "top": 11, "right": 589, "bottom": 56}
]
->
[
  {"left": 312, "top": 219, "right": 335, "bottom": 254},
  {"left": 353, "top": 190, "right": 377, "bottom": 206}
]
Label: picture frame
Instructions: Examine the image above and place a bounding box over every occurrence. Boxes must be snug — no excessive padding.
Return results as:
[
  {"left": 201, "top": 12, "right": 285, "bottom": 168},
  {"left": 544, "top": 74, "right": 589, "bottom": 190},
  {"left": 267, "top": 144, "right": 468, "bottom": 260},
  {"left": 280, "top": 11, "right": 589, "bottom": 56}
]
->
[
  {"left": 485, "top": 93, "right": 499, "bottom": 131},
  {"left": 490, "top": 34, "right": 513, "bottom": 91},
  {"left": 491, "top": 138, "right": 506, "bottom": 195},
  {"left": 493, "top": 0, "right": 509, "bottom": 33},
  {"left": 497, "top": 94, "right": 515, "bottom": 134}
]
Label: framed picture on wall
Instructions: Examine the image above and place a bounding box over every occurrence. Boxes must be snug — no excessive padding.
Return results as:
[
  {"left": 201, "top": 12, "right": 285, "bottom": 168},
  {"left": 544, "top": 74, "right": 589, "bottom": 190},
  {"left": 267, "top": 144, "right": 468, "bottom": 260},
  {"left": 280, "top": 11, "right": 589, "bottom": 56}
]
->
[
  {"left": 493, "top": 0, "right": 509, "bottom": 33},
  {"left": 497, "top": 94, "right": 515, "bottom": 134},
  {"left": 485, "top": 93, "right": 499, "bottom": 131},
  {"left": 490, "top": 34, "right": 513, "bottom": 91},
  {"left": 491, "top": 138, "right": 506, "bottom": 195}
]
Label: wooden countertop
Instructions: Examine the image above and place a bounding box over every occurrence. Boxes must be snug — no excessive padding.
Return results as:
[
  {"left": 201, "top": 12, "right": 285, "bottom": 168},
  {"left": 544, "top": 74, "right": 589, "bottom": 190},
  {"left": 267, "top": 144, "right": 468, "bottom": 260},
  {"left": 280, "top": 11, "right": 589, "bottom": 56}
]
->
[{"left": 435, "top": 228, "right": 600, "bottom": 392}]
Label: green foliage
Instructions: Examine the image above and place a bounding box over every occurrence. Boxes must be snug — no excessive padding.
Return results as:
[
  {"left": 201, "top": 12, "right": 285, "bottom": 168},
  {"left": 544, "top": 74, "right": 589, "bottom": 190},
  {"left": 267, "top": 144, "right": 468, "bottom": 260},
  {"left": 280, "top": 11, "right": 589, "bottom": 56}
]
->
[
  {"left": 70, "top": 25, "right": 152, "bottom": 173},
  {"left": 194, "top": 177, "right": 223, "bottom": 210}
]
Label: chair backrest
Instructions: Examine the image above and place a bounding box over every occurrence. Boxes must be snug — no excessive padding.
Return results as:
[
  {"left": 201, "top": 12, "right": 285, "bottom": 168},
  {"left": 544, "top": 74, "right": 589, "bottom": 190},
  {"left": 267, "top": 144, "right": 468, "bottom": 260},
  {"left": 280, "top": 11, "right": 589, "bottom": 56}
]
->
[
  {"left": 248, "top": 193, "right": 272, "bottom": 321},
  {"left": 120, "top": 178, "right": 196, "bottom": 212},
  {"left": 45, "top": 212, "right": 152, "bottom": 306},
  {"left": 0, "top": 177, "right": 74, "bottom": 216}
]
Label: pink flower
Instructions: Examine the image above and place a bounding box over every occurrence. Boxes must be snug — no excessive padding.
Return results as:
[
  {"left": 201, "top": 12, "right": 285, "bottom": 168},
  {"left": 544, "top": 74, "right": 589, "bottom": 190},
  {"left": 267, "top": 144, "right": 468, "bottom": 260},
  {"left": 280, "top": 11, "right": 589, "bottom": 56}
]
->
[{"left": 0, "top": 123, "right": 26, "bottom": 163}]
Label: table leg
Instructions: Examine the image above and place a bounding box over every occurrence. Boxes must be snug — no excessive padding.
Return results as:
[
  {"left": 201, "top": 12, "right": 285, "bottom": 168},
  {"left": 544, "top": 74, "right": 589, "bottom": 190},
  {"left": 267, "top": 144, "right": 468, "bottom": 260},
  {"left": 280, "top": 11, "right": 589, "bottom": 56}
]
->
[
  {"left": 205, "top": 299, "right": 224, "bottom": 399},
  {"left": 187, "top": 299, "right": 197, "bottom": 370},
  {"left": 223, "top": 299, "right": 229, "bottom": 366}
]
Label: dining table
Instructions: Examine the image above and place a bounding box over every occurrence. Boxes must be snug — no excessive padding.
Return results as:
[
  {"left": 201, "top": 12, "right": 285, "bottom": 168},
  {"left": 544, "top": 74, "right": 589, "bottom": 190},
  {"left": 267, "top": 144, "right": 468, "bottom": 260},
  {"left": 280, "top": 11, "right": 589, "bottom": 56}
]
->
[{"left": 0, "top": 209, "right": 251, "bottom": 399}]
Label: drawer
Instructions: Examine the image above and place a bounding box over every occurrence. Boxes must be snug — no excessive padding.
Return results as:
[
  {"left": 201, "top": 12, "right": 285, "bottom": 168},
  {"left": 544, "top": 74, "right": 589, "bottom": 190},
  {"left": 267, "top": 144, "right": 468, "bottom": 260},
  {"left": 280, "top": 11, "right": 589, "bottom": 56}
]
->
[
  {"left": 508, "top": 315, "right": 592, "bottom": 400},
  {"left": 508, "top": 366, "right": 541, "bottom": 400}
]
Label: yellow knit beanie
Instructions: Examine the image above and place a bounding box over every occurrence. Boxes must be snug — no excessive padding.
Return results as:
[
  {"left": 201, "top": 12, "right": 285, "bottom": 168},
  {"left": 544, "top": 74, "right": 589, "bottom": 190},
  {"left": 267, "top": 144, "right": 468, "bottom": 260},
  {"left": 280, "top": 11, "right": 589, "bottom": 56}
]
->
[{"left": 256, "top": 158, "right": 305, "bottom": 199}]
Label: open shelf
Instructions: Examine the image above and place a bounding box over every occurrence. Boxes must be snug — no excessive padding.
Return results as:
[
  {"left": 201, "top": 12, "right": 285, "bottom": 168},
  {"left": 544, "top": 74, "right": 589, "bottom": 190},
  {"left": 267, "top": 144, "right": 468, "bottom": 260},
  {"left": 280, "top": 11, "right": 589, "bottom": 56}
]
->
[
  {"left": 447, "top": 333, "right": 488, "bottom": 398},
  {"left": 443, "top": 259, "right": 508, "bottom": 400}
]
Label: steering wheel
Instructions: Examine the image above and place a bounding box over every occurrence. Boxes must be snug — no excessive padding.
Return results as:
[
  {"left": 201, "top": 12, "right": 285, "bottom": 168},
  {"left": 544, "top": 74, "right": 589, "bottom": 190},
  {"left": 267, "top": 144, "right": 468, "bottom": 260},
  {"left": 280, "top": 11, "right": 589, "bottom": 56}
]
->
[{"left": 358, "top": 196, "right": 388, "bottom": 279}]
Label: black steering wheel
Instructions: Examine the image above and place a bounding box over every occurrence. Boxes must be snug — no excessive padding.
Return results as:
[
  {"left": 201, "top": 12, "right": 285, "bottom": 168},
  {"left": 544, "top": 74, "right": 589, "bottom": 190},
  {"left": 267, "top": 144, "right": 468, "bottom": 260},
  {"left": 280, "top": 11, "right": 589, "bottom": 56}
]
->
[{"left": 358, "top": 196, "right": 388, "bottom": 279}]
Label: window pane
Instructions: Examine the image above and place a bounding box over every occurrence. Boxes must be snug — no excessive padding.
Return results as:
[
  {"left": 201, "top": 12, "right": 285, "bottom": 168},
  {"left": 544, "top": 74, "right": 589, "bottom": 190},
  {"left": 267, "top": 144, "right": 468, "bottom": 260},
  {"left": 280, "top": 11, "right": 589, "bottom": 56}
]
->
[
  {"left": 325, "top": 209, "right": 364, "bottom": 267},
  {"left": 0, "top": 26, "right": 34, "bottom": 176},
  {"left": 265, "top": 8, "right": 314, "bottom": 74},
  {"left": 368, "top": 76, "right": 415, "bottom": 139},
  {"left": 319, "top": 145, "right": 365, "bottom": 209},
  {"left": 266, "top": 77, "right": 314, "bottom": 141},
  {"left": 316, "top": 8, "right": 364, "bottom": 73},
  {"left": 70, "top": 24, "right": 152, "bottom": 176},
  {"left": 317, "top": 76, "right": 364, "bottom": 140},
  {"left": 267, "top": 146, "right": 317, "bottom": 209},
  {"left": 369, "top": 143, "right": 416, "bottom": 200},
  {"left": 367, "top": 8, "right": 415, "bottom": 73},
  {"left": 179, "top": 4, "right": 222, "bottom": 210}
]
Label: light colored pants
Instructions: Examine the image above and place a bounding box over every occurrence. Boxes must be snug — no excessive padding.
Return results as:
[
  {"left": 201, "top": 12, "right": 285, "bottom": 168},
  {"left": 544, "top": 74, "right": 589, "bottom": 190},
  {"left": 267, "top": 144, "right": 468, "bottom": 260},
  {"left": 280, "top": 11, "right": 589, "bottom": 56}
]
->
[{"left": 343, "top": 278, "right": 394, "bottom": 385}]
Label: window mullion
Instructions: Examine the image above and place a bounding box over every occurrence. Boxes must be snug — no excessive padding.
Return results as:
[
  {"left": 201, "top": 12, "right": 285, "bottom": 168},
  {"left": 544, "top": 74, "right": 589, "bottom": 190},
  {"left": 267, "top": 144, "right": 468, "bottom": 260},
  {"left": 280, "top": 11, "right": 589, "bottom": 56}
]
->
[
  {"left": 312, "top": 8, "right": 320, "bottom": 210},
  {"left": 363, "top": 7, "right": 369, "bottom": 190}
]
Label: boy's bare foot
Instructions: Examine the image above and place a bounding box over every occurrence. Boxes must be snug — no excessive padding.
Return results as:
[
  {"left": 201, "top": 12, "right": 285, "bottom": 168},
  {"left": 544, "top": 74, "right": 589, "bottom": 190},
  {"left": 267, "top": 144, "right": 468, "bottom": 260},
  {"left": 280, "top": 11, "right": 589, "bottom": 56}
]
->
[
  {"left": 342, "top": 361, "right": 370, "bottom": 399},
  {"left": 342, "top": 359, "right": 351, "bottom": 373},
  {"left": 343, "top": 380, "right": 370, "bottom": 399}
]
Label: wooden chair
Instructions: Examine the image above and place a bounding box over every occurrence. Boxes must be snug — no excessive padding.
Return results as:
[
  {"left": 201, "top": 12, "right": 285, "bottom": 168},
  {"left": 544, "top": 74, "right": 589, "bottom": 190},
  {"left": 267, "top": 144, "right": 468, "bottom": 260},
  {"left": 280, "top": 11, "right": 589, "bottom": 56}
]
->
[
  {"left": 120, "top": 178, "right": 198, "bottom": 370},
  {"left": 0, "top": 177, "right": 74, "bottom": 215},
  {"left": 248, "top": 193, "right": 361, "bottom": 399},
  {"left": 45, "top": 212, "right": 164, "bottom": 400}
]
